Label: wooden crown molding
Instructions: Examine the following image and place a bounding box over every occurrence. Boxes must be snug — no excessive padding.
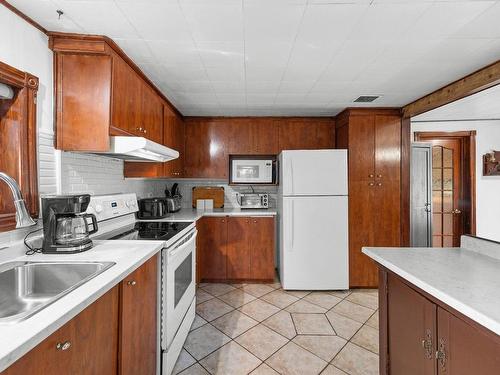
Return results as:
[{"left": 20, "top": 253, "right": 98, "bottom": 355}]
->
[
  {"left": 48, "top": 32, "right": 183, "bottom": 119},
  {"left": 403, "top": 59, "right": 500, "bottom": 118},
  {"left": 0, "top": 0, "right": 47, "bottom": 34}
]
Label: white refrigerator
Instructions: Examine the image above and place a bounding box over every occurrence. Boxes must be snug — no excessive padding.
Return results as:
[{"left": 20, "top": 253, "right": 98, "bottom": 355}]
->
[{"left": 278, "top": 150, "right": 348, "bottom": 290}]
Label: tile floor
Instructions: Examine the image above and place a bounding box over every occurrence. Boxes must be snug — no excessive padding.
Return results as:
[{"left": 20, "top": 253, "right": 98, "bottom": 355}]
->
[{"left": 173, "top": 281, "right": 379, "bottom": 375}]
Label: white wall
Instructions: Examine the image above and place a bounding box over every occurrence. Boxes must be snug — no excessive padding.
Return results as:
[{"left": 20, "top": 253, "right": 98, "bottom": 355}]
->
[
  {"left": 0, "top": 6, "right": 164, "bottom": 246},
  {"left": 411, "top": 120, "right": 500, "bottom": 242}
]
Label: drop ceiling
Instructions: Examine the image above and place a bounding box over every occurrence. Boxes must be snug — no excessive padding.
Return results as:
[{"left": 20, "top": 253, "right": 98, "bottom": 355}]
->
[
  {"left": 413, "top": 83, "right": 500, "bottom": 121},
  {"left": 7, "top": 0, "right": 500, "bottom": 116}
]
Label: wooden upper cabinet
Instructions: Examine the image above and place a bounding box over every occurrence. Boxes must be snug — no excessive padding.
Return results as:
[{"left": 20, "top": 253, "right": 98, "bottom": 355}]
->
[
  {"left": 252, "top": 120, "right": 279, "bottom": 154},
  {"left": 141, "top": 84, "right": 163, "bottom": 143},
  {"left": 55, "top": 53, "right": 111, "bottom": 151},
  {"left": 163, "top": 105, "right": 184, "bottom": 177},
  {"left": 49, "top": 33, "right": 180, "bottom": 152},
  {"left": 120, "top": 256, "right": 158, "bottom": 375},
  {"left": 184, "top": 118, "right": 228, "bottom": 178},
  {"left": 279, "top": 118, "right": 335, "bottom": 150},
  {"left": 3, "top": 287, "right": 119, "bottom": 375},
  {"left": 111, "top": 57, "right": 142, "bottom": 135}
]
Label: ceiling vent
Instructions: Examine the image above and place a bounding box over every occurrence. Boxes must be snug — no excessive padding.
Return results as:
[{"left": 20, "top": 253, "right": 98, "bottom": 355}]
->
[{"left": 354, "top": 95, "right": 379, "bottom": 103}]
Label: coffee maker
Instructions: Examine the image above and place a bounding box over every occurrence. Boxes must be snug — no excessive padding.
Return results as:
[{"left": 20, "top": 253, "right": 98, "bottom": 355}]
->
[{"left": 41, "top": 194, "right": 98, "bottom": 254}]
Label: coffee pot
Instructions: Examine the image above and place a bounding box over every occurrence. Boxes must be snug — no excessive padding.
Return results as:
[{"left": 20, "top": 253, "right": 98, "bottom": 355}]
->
[{"left": 41, "top": 195, "right": 98, "bottom": 253}]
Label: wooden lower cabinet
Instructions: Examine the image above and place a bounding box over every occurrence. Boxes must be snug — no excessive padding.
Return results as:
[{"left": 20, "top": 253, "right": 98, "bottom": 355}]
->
[
  {"left": 2, "top": 257, "right": 158, "bottom": 375},
  {"left": 198, "top": 216, "right": 275, "bottom": 282},
  {"left": 2, "top": 286, "right": 119, "bottom": 375},
  {"left": 198, "top": 217, "right": 228, "bottom": 281},
  {"left": 119, "top": 255, "right": 158, "bottom": 375},
  {"left": 382, "top": 271, "right": 500, "bottom": 375}
]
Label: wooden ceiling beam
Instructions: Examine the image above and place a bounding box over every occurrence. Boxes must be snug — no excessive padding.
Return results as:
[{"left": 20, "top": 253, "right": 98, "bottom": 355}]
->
[{"left": 402, "top": 59, "right": 500, "bottom": 118}]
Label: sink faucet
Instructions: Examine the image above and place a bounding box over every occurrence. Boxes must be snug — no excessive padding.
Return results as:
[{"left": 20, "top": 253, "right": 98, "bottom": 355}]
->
[{"left": 0, "top": 172, "right": 37, "bottom": 228}]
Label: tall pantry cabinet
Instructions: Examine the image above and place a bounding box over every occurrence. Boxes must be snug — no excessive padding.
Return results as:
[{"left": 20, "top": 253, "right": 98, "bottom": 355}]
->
[{"left": 336, "top": 109, "right": 403, "bottom": 287}]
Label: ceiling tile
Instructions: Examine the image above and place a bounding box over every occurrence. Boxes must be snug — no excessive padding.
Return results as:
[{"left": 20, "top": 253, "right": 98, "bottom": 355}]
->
[
  {"left": 244, "top": 3, "right": 305, "bottom": 44},
  {"left": 206, "top": 65, "right": 245, "bottom": 81},
  {"left": 181, "top": 3, "right": 243, "bottom": 42},
  {"left": 147, "top": 40, "right": 200, "bottom": 66},
  {"left": 117, "top": 2, "right": 192, "bottom": 42},
  {"left": 244, "top": 41, "right": 293, "bottom": 68},
  {"left": 114, "top": 38, "right": 155, "bottom": 64},
  {"left": 197, "top": 42, "right": 244, "bottom": 67}
]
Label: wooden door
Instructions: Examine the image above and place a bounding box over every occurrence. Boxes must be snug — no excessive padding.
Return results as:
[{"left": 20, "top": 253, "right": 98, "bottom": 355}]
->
[
  {"left": 184, "top": 119, "right": 228, "bottom": 178},
  {"left": 141, "top": 84, "right": 163, "bottom": 143},
  {"left": 3, "top": 287, "right": 119, "bottom": 375},
  {"left": 348, "top": 115, "right": 377, "bottom": 287},
  {"left": 429, "top": 140, "right": 462, "bottom": 247},
  {"left": 162, "top": 105, "right": 176, "bottom": 177},
  {"left": 227, "top": 217, "right": 252, "bottom": 280},
  {"left": 120, "top": 255, "right": 158, "bottom": 375},
  {"left": 198, "top": 217, "right": 228, "bottom": 280},
  {"left": 373, "top": 115, "right": 401, "bottom": 249},
  {"left": 250, "top": 217, "right": 275, "bottom": 281},
  {"left": 437, "top": 307, "right": 500, "bottom": 375},
  {"left": 387, "top": 274, "right": 437, "bottom": 375},
  {"left": 111, "top": 57, "right": 142, "bottom": 135}
]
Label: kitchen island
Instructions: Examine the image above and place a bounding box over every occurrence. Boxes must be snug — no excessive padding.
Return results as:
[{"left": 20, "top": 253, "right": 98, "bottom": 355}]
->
[{"left": 363, "top": 235, "right": 500, "bottom": 375}]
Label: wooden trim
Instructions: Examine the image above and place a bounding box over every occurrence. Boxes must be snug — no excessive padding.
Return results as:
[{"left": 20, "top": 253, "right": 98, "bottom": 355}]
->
[
  {"left": 403, "top": 60, "right": 500, "bottom": 118},
  {"left": 0, "top": 60, "right": 39, "bottom": 231},
  {"left": 336, "top": 107, "right": 402, "bottom": 119},
  {"left": 184, "top": 116, "right": 336, "bottom": 122},
  {"left": 400, "top": 117, "right": 411, "bottom": 246},
  {"left": 414, "top": 131, "right": 477, "bottom": 237},
  {"left": 0, "top": 0, "right": 48, "bottom": 35},
  {"left": 47, "top": 32, "right": 183, "bottom": 119}
]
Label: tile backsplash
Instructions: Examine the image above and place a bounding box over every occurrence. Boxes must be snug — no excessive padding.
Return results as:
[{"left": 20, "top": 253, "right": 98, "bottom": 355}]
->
[
  {"left": 165, "top": 180, "right": 278, "bottom": 208},
  {"left": 60, "top": 152, "right": 168, "bottom": 198}
]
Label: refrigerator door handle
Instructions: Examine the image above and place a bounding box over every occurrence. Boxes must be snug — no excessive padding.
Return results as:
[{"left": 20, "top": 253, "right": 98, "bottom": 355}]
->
[
  {"left": 290, "top": 200, "right": 294, "bottom": 251},
  {"left": 290, "top": 159, "right": 295, "bottom": 195}
]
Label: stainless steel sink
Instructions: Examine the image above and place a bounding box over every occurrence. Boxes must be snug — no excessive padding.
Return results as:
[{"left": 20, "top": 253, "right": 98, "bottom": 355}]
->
[{"left": 0, "top": 261, "right": 115, "bottom": 323}]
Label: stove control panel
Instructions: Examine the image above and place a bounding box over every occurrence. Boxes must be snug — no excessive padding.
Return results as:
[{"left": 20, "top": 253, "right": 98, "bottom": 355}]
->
[{"left": 87, "top": 193, "right": 138, "bottom": 222}]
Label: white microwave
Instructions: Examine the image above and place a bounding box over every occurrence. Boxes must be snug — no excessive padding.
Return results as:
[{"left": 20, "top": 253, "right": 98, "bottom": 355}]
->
[{"left": 229, "top": 156, "right": 277, "bottom": 185}]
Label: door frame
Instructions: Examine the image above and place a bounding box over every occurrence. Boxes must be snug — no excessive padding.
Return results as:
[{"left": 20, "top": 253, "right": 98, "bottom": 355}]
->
[{"left": 414, "top": 131, "right": 476, "bottom": 237}]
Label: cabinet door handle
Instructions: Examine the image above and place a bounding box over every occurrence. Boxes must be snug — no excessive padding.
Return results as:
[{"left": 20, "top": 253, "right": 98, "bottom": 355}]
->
[
  {"left": 368, "top": 174, "right": 374, "bottom": 178},
  {"left": 377, "top": 174, "right": 382, "bottom": 178},
  {"left": 127, "top": 280, "right": 137, "bottom": 286},
  {"left": 56, "top": 341, "right": 71, "bottom": 351},
  {"left": 143, "top": 129, "right": 147, "bottom": 134},
  {"left": 221, "top": 219, "right": 225, "bottom": 223},
  {"left": 421, "top": 329, "right": 433, "bottom": 359},
  {"left": 436, "top": 338, "right": 446, "bottom": 370},
  {"left": 253, "top": 220, "right": 257, "bottom": 223},
  {"left": 376, "top": 182, "right": 382, "bottom": 186},
  {"left": 368, "top": 182, "right": 374, "bottom": 186}
]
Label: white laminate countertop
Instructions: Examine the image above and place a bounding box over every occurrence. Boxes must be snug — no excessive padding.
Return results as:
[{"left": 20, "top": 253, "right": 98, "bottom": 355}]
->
[
  {"left": 139, "top": 207, "right": 278, "bottom": 222},
  {"left": 362, "top": 246, "right": 500, "bottom": 336},
  {"left": 0, "top": 240, "right": 163, "bottom": 372}
]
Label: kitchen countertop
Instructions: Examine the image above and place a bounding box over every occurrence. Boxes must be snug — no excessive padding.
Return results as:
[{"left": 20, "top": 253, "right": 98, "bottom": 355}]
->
[
  {"left": 0, "top": 240, "right": 163, "bottom": 372},
  {"left": 362, "top": 245, "right": 500, "bottom": 336},
  {"left": 140, "top": 207, "right": 277, "bottom": 222}
]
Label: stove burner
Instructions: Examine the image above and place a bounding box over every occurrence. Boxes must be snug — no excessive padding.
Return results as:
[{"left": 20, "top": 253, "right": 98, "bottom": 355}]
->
[{"left": 104, "top": 221, "right": 193, "bottom": 241}]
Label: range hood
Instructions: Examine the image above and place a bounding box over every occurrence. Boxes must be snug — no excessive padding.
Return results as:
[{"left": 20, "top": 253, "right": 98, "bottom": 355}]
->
[{"left": 91, "top": 136, "right": 179, "bottom": 162}]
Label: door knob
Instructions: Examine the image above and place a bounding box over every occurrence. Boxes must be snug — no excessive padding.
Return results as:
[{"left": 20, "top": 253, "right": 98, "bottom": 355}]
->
[{"left": 452, "top": 208, "right": 462, "bottom": 214}]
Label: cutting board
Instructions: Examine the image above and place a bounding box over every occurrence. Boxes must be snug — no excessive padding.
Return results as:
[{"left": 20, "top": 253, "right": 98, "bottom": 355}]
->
[{"left": 192, "top": 186, "right": 225, "bottom": 208}]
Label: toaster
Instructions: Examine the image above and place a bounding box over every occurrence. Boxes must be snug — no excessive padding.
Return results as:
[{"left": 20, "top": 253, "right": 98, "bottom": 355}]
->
[{"left": 237, "top": 193, "right": 269, "bottom": 209}]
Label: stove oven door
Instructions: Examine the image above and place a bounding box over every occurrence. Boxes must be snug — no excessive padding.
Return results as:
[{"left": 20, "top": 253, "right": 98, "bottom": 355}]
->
[{"left": 162, "top": 228, "right": 197, "bottom": 350}]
